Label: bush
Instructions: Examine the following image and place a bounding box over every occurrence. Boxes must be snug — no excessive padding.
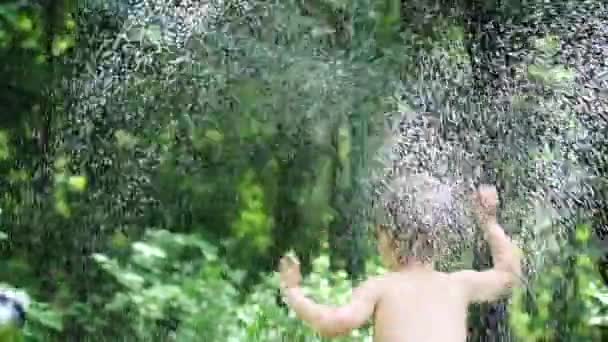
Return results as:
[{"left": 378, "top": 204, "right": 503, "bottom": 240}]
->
[
  {"left": 0, "top": 284, "right": 63, "bottom": 342},
  {"left": 509, "top": 224, "right": 608, "bottom": 340},
  {"left": 92, "top": 229, "right": 388, "bottom": 341}
]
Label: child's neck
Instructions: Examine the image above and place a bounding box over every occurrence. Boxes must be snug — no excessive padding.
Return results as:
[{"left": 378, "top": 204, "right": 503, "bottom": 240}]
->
[{"left": 394, "top": 257, "right": 434, "bottom": 272}]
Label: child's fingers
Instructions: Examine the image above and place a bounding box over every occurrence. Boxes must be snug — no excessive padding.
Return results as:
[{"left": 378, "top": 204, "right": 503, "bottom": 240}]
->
[
  {"left": 284, "top": 254, "right": 299, "bottom": 266},
  {"left": 279, "top": 255, "right": 299, "bottom": 272},
  {"left": 279, "top": 257, "right": 288, "bottom": 272}
]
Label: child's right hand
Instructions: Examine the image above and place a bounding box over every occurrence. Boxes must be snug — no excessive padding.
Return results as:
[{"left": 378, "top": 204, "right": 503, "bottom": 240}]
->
[{"left": 472, "top": 185, "right": 498, "bottom": 224}]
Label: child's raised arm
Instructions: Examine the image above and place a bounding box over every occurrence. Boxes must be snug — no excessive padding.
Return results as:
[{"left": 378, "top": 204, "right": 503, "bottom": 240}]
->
[
  {"left": 452, "top": 185, "right": 522, "bottom": 303},
  {"left": 279, "top": 255, "right": 381, "bottom": 338}
]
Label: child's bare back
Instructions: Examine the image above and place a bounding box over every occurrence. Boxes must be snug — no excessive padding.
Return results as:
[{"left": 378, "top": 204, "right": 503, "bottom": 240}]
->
[
  {"left": 279, "top": 184, "right": 521, "bottom": 341},
  {"left": 371, "top": 270, "right": 468, "bottom": 341}
]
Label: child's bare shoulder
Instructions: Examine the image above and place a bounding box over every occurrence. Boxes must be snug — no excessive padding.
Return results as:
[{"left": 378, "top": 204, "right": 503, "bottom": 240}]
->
[
  {"left": 360, "top": 274, "right": 388, "bottom": 290},
  {"left": 352, "top": 274, "right": 390, "bottom": 299},
  {"left": 366, "top": 271, "right": 413, "bottom": 290}
]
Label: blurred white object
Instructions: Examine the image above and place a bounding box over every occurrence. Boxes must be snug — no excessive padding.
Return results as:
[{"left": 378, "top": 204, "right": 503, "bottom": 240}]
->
[{"left": 0, "top": 286, "right": 30, "bottom": 328}]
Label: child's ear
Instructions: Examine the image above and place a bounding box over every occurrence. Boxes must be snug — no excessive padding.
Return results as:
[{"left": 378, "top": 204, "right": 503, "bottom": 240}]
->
[
  {"left": 385, "top": 232, "right": 400, "bottom": 252},
  {"left": 391, "top": 238, "right": 402, "bottom": 255}
]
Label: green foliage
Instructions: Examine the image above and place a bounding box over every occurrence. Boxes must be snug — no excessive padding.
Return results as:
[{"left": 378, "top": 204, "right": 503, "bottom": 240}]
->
[
  {"left": 527, "top": 64, "right": 575, "bottom": 88},
  {"left": 510, "top": 224, "right": 608, "bottom": 340},
  {"left": 0, "top": 0, "right": 606, "bottom": 341},
  {"left": 0, "top": 284, "right": 63, "bottom": 342},
  {"left": 48, "top": 0, "right": 409, "bottom": 287},
  {"left": 230, "top": 170, "right": 274, "bottom": 253},
  {"left": 93, "top": 230, "right": 385, "bottom": 341},
  {"left": 93, "top": 229, "right": 243, "bottom": 340},
  {"left": 0, "top": 0, "right": 75, "bottom": 123},
  {"left": 0, "top": 327, "right": 22, "bottom": 342},
  {"left": 24, "top": 301, "right": 64, "bottom": 341}
]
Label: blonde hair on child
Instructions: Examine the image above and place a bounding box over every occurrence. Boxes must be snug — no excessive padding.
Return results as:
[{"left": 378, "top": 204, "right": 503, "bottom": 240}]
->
[{"left": 374, "top": 173, "right": 472, "bottom": 263}]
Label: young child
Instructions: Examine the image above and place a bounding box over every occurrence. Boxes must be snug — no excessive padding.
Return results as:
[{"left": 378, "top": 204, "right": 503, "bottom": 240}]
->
[{"left": 278, "top": 183, "right": 521, "bottom": 341}]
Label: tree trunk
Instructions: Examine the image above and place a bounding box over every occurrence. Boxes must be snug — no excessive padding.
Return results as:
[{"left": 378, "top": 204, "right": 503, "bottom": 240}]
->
[{"left": 348, "top": 109, "right": 368, "bottom": 282}]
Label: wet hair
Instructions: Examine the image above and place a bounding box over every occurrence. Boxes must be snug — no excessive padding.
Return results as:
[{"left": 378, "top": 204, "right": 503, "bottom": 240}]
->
[
  {"left": 367, "top": 111, "right": 475, "bottom": 263},
  {"left": 373, "top": 173, "right": 472, "bottom": 263}
]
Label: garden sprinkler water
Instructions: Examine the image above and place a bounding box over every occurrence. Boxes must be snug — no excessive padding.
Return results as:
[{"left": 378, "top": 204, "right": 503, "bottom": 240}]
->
[{"left": 0, "top": 287, "right": 29, "bottom": 342}]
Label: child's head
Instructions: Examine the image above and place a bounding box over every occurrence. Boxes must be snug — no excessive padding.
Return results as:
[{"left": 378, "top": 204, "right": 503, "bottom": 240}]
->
[{"left": 373, "top": 173, "right": 471, "bottom": 267}]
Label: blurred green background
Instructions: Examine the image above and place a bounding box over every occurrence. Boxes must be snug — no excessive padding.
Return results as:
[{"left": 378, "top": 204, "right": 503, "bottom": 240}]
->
[{"left": 0, "top": 0, "right": 607, "bottom": 341}]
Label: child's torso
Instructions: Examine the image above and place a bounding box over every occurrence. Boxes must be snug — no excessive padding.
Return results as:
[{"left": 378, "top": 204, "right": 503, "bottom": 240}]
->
[{"left": 373, "top": 271, "right": 469, "bottom": 342}]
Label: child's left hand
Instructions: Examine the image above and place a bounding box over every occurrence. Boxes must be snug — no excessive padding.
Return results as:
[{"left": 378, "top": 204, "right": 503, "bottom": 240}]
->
[{"left": 279, "top": 254, "right": 302, "bottom": 289}]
